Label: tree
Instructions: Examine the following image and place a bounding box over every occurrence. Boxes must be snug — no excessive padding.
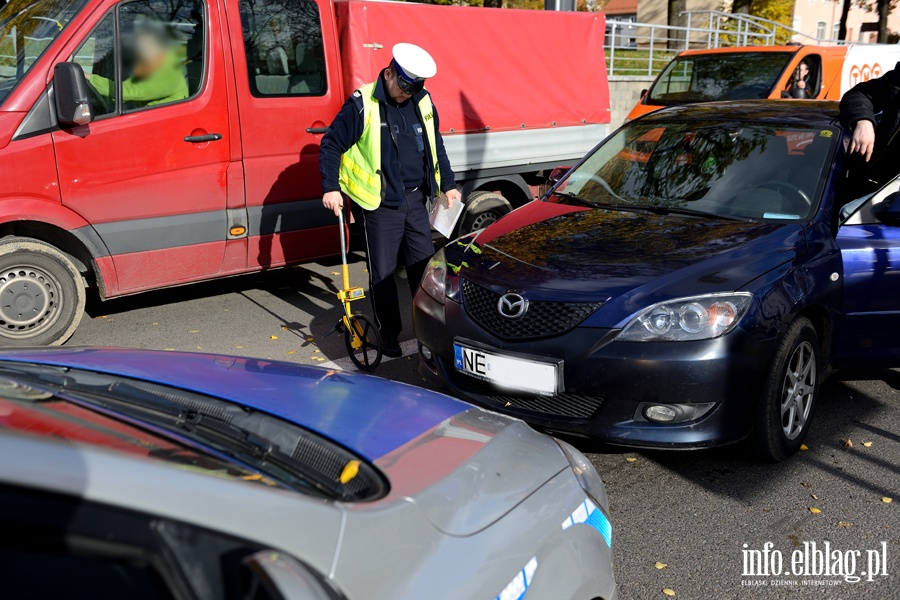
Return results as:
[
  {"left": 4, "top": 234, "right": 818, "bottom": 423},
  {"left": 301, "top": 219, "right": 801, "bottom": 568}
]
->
[{"left": 838, "top": 0, "right": 850, "bottom": 41}]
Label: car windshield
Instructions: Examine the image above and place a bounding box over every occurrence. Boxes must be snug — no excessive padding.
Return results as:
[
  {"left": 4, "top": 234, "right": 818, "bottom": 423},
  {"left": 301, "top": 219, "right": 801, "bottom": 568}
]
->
[
  {"left": 647, "top": 52, "right": 793, "bottom": 105},
  {"left": 554, "top": 120, "right": 837, "bottom": 222},
  {"left": 0, "top": 0, "right": 88, "bottom": 106}
]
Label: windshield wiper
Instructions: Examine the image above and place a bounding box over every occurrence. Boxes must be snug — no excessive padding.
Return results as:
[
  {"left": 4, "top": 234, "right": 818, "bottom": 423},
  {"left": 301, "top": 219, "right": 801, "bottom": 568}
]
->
[
  {"left": 603, "top": 203, "right": 753, "bottom": 222},
  {"left": 551, "top": 191, "right": 597, "bottom": 207}
]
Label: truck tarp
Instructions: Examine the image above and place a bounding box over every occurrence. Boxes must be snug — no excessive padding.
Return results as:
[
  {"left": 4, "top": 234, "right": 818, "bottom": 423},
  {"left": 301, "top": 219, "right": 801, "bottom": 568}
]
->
[{"left": 335, "top": 0, "right": 610, "bottom": 135}]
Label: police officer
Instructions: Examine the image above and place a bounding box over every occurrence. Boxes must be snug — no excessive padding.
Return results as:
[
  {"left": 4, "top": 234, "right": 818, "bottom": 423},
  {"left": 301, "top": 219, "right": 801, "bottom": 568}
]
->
[{"left": 319, "top": 43, "right": 460, "bottom": 357}]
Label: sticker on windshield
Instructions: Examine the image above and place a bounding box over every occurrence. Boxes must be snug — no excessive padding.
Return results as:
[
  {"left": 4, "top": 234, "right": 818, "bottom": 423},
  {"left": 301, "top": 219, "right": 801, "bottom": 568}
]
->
[{"left": 820, "top": 130, "right": 833, "bottom": 138}]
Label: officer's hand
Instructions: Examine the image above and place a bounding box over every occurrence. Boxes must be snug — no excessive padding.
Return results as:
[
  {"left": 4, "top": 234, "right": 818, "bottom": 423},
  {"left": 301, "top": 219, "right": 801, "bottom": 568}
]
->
[
  {"left": 323, "top": 191, "right": 344, "bottom": 216},
  {"left": 445, "top": 189, "right": 462, "bottom": 208},
  {"left": 849, "top": 120, "right": 876, "bottom": 162}
]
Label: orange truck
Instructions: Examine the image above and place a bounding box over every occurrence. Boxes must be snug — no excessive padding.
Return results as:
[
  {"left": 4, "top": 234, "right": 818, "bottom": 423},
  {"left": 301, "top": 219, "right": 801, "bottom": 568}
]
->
[{"left": 627, "top": 44, "right": 900, "bottom": 120}]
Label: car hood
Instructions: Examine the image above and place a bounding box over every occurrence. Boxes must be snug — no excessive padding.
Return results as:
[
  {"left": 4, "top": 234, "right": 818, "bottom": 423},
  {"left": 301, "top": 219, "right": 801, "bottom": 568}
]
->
[
  {"left": 462, "top": 201, "right": 804, "bottom": 315},
  {"left": 372, "top": 408, "right": 568, "bottom": 536},
  {"left": 0, "top": 348, "right": 569, "bottom": 536},
  {"left": 0, "top": 348, "right": 469, "bottom": 464}
]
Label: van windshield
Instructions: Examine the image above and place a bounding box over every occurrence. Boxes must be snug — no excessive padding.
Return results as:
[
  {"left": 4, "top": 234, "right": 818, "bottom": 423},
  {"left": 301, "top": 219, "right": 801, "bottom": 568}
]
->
[
  {"left": 0, "top": 0, "right": 88, "bottom": 106},
  {"left": 647, "top": 52, "right": 794, "bottom": 106}
]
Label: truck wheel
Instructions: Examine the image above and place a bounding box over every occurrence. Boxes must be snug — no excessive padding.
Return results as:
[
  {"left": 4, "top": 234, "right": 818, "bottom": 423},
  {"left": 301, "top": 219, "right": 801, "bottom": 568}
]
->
[
  {"left": 753, "top": 317, "right": 820, "bottom": 462},
  {"left": 456, "top": 191, "right": 512, "bottom": 236},
  {"left": 0, "top": 239, "right": 86, "bottom": 347}
]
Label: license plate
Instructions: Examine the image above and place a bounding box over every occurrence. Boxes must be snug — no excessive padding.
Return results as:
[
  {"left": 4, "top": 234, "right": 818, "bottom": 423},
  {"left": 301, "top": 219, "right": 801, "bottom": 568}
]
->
[{"left": 454, "top": 343, "right": 560, "bottom": 396}]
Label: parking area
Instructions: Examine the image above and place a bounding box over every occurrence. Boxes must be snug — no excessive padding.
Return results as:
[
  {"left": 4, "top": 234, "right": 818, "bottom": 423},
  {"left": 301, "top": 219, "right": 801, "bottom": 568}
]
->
[{"left": 69, "top": 255, "right": 900, "bottom": 599}]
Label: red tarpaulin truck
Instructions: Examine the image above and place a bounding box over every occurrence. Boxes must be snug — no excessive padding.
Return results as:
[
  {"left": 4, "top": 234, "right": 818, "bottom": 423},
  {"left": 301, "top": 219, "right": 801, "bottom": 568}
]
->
[{"left": 0, "top": 0, "right": 610, "bottom": 346}]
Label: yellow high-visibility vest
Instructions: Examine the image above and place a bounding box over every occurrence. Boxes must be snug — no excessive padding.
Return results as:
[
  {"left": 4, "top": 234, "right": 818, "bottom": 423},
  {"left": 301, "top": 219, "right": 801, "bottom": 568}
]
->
[{"left": 338, "top": 82, "right": 441, "bottom": 210}]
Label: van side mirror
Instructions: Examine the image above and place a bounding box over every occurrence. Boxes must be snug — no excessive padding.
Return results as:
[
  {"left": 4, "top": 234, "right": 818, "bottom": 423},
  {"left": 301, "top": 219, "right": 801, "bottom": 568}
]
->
[
  {"left": 53, "top": 62, "right": 94, "bottom": 127},
  {"left": 548, "top": 166, "right": 572, "bottom": 186}
]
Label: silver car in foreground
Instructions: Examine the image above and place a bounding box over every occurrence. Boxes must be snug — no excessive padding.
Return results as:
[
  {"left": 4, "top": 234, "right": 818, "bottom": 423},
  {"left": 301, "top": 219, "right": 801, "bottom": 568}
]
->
[{"left": 0, "top": 348, "right": 616, "bottom": 600}]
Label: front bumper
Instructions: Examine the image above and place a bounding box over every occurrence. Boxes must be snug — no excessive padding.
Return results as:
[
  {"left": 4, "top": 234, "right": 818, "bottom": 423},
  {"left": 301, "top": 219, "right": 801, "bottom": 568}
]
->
[{"left": 413, "top": 288, "right": 778, "bottom": 449}]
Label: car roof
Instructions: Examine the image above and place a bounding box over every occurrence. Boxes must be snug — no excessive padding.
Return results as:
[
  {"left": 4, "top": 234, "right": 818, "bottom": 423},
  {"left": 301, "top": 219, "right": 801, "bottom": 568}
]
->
[
  {"left": 0, "top": 347, "right": 471, "bottom": 463},
  {"left": 676, "top": 45, "right": 843, "bottom": 56},
  {"left": 637, "top": 100, "right": 841, "bottom": 127}
]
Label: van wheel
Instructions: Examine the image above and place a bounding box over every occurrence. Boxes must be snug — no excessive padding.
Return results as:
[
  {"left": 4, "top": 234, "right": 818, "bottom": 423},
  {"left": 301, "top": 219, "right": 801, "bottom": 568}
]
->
[
  {"left": 0, "top": 239, "right": 86, "bottom": 346},
  {"left": 456, "top": 191, "right": 513, "bottom": 236},
  {"left": 753, "top": 317, "right": 820, "bottom": 462}
]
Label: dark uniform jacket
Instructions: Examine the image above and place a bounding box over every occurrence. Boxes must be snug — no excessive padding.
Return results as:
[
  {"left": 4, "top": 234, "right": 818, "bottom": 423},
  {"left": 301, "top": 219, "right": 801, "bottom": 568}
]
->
[
  {"left": 319, "top": 69, "right": 456, "bottom": 208},
  {"left": 840, "top": 68, "right": 900, "bottom": 187}
]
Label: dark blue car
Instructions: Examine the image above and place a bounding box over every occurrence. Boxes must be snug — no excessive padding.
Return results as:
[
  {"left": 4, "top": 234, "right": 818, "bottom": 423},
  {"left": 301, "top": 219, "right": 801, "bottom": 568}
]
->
[{"left": 413, "top": 101, "right": 900, "bottom": 461}]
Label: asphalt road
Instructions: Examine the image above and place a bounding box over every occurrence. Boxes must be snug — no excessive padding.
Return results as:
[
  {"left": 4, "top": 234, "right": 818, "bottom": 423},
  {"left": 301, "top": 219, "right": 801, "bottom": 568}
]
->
[{"left": 69, "top": 254, "right": 900, "bottom": 600}]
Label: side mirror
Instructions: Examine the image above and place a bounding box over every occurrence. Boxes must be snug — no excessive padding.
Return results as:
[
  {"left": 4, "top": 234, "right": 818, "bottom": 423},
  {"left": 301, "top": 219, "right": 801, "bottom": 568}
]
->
[
  {"left": 880, "top": 191, "right": 900, "bottom": 224},
  {"left": 241, "top": 550, "right": 343, "bottom": 600},
  {"left": 640, "top": 88, "right": 648, "bottom": 97},
  {"left": 53, "top": 62, "right": 93, "bottom": 127},
  {"left": 548, "top": 166, "right": 572, "bottom": 186}
]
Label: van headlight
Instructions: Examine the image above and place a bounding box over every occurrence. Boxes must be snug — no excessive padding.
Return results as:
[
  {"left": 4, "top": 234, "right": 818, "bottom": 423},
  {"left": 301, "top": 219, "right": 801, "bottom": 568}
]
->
[
  {"left": 420, "top": 248, "right": 460, "bottom": 304},
  {"left": 617, "top": 293, "right": 752, "bottom": 342}
]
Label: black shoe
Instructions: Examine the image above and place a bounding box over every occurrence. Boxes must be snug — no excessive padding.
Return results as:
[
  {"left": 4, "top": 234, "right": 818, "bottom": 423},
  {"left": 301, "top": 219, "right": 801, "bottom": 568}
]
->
[{"left": 381, "top": 339, "right": 402, "bottom": 358}]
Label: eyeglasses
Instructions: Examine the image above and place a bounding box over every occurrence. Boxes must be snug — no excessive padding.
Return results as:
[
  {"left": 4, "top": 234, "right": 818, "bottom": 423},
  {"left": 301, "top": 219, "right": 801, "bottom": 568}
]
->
[{"left": 395, "top": 72, "right": 424, "bottom": 96}]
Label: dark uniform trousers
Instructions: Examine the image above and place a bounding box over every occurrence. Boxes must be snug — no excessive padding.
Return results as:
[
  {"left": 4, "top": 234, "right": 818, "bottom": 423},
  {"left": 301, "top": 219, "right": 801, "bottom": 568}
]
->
[{"left": 361, "top": 188, "right": 434, "bottom": 342}]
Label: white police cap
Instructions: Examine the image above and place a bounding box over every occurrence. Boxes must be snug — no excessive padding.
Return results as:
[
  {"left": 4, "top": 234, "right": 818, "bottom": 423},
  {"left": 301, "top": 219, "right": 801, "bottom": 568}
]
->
[{"left": 392, "top": 43, "right": 437, "bottom": 81}]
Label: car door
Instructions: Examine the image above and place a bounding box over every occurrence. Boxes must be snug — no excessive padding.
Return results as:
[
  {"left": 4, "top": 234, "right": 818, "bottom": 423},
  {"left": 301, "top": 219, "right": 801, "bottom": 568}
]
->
[
  {"left": 834, "top": 182, "right": 900, "bottom": 366},
  {"left": 225, "top": 0, "right": 344, "bottom": 269},
  {"left": 50, "top": 0, "right": 233, "bottom": 295}
]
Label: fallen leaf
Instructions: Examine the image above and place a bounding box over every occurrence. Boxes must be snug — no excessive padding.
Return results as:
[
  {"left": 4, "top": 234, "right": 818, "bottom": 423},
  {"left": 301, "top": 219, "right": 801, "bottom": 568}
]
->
[
  {"left": 97, "top": 315, "right": 108, "bottom": 319},
  {"left": 164, "top": 348, "right": 176, "bottom": 351},
  {"left": 281, "top": 325, "right": 288, "bottom": 330},
  {"left": 287, "top": 350, "right": 296, "bottom": 355},
  {"left": 314, "top": 349, "right": 321, "bottom": 353},
  {"left": 270, "top": 335, "right": 278, "bottom": 340},
  {"left": 306, "top": 337, "right": 315, "bottom": 342},
  {"left": 800, "top": 444, "right": 809, "bottom": 451},
  {"left": 152, "top": 322, "right": 159, "bottom": 326},
  {"left": 844, "top": 439, "right": 853, "bottom": 448},
  {"left": 800, "top": 482, "right": 812, "bottom": 488},
  {"left": 837, "top": 521, "right": 852, "bottom": 528},
  {"left": 655, "top": 561, "right": 668, "bottom": 569},
  {"left": 809, "top": 507, "right": 821, "bottom": 514},
  {"left": 882, "top": 497, "right": 893, "bottom": 504},
  {"left": 811, "top": 494, "right": 819, "bottom": 500},
  {"left": 235, "top": 345, "right": 243, "bottom": 349},
  {"left": 626, "top": 457, "right": 638, "bottom": 463},
  {"left": 863, "top": 441, "right": 873, "bottom": 447},
  {"left": 189, "top": 330, "right": 200, "bottom": 333},
  {"left": 332, "top": 271, "right": 340, "bottom": 276},
  {"left": 662, "top": 589, "right": 676, "bottom": 597}
]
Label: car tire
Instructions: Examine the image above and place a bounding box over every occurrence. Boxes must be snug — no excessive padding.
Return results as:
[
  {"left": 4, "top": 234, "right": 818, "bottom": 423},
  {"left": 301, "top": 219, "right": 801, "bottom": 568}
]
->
[
  {"left": 455, "top": 191, "right": 512, "bottom": 237},
  {"left": 753, "top": 316, "right": 820, "bottom": 462},
  {"left": 0, "top": 238, "right": 86, "bottom": 347}
]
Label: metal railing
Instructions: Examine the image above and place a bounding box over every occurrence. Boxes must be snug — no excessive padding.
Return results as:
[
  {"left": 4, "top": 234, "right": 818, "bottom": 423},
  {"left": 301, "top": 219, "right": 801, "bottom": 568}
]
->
[{"left": 605, "top": 10, "right": 828, "bottom": 77}]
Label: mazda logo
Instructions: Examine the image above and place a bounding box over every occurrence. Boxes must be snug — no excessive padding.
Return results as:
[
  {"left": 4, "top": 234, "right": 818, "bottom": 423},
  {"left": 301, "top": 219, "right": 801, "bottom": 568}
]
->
[{"left": 497, "top": 292, "right": 528, "bottom": 319}]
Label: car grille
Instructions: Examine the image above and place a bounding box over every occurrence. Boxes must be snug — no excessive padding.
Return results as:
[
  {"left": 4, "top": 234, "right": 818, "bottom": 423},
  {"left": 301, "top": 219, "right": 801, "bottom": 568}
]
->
[
  {"left": 449, "top": 369, "right": 604, "bottom": 420},
  {"left": 462, "top": 279, "right": 604, "bottom": 340}
]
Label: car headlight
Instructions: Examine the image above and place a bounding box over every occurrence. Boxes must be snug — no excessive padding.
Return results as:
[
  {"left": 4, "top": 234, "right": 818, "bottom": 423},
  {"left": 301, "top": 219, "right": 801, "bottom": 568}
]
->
[
  {"left": 420, "top": 248, "right": 461, "bottom": 305},
  {"left": 617, "top": 293, "right": 752, "bottom": 342},
  {"left": 555, "top": 439, "right": 609, "bottom": 510}
]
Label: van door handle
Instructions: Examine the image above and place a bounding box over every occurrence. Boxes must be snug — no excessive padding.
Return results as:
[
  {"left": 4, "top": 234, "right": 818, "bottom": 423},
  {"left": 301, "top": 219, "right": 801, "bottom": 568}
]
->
[
  {"left": 184, "top": 133, "right": 223, "bottom": 143},
  {"left": 306, "top": 127, "right": 328, "bottom": 134}
]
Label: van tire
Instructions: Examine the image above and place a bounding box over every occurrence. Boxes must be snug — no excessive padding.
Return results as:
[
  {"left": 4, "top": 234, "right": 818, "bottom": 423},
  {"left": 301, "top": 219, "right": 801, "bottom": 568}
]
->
[
  {"left": 0, "top": 239, "right": 86, "bottom": 346},
  {"left": 456, "top": 191, "right": 512, "bottom": 237}
]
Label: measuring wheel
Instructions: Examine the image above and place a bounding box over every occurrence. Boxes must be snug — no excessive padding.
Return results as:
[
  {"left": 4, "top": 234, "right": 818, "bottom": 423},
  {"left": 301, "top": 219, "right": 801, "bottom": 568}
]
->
[{"left": 342, "top": 314, "right": 382, "bottom": 371}]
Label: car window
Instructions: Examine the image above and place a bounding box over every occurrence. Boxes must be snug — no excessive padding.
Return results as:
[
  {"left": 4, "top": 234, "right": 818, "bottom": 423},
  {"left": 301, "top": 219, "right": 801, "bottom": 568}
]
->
[
  {"left": 648, "top": 52, "right": 793, "bottom": 105},
  {"left": 782, "top": 54, "right": 822, "bottom": 99},
  {"left": 239, "top": 0, "right": 327, "bottom": 97},
  {"left": 74, "top": 0, "right": 205, "bottom": 116},
  {"left": 0, "top": 0, "right": 89, "bottom": 106},
  {"left": 560, "top": 120, "right": 838, "bottom": 222}
]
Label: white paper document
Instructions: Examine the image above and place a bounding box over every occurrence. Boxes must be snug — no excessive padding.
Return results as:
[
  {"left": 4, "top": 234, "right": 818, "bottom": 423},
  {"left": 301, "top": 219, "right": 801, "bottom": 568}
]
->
[{"left": 429, "top": 194, "right": 465, "bottom": 238}]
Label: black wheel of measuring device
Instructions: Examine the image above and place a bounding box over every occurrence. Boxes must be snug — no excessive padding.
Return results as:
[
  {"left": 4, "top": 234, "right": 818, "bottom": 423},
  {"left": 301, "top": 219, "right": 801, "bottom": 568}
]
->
[{"left": 343, "top": 315, "right": 382, "bottom": 371}]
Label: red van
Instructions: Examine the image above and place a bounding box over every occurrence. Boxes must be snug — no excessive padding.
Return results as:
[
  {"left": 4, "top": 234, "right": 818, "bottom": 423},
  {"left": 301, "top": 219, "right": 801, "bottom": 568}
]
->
[{"left": 0, "top": 0, "right": 609, "bottom": 346}]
